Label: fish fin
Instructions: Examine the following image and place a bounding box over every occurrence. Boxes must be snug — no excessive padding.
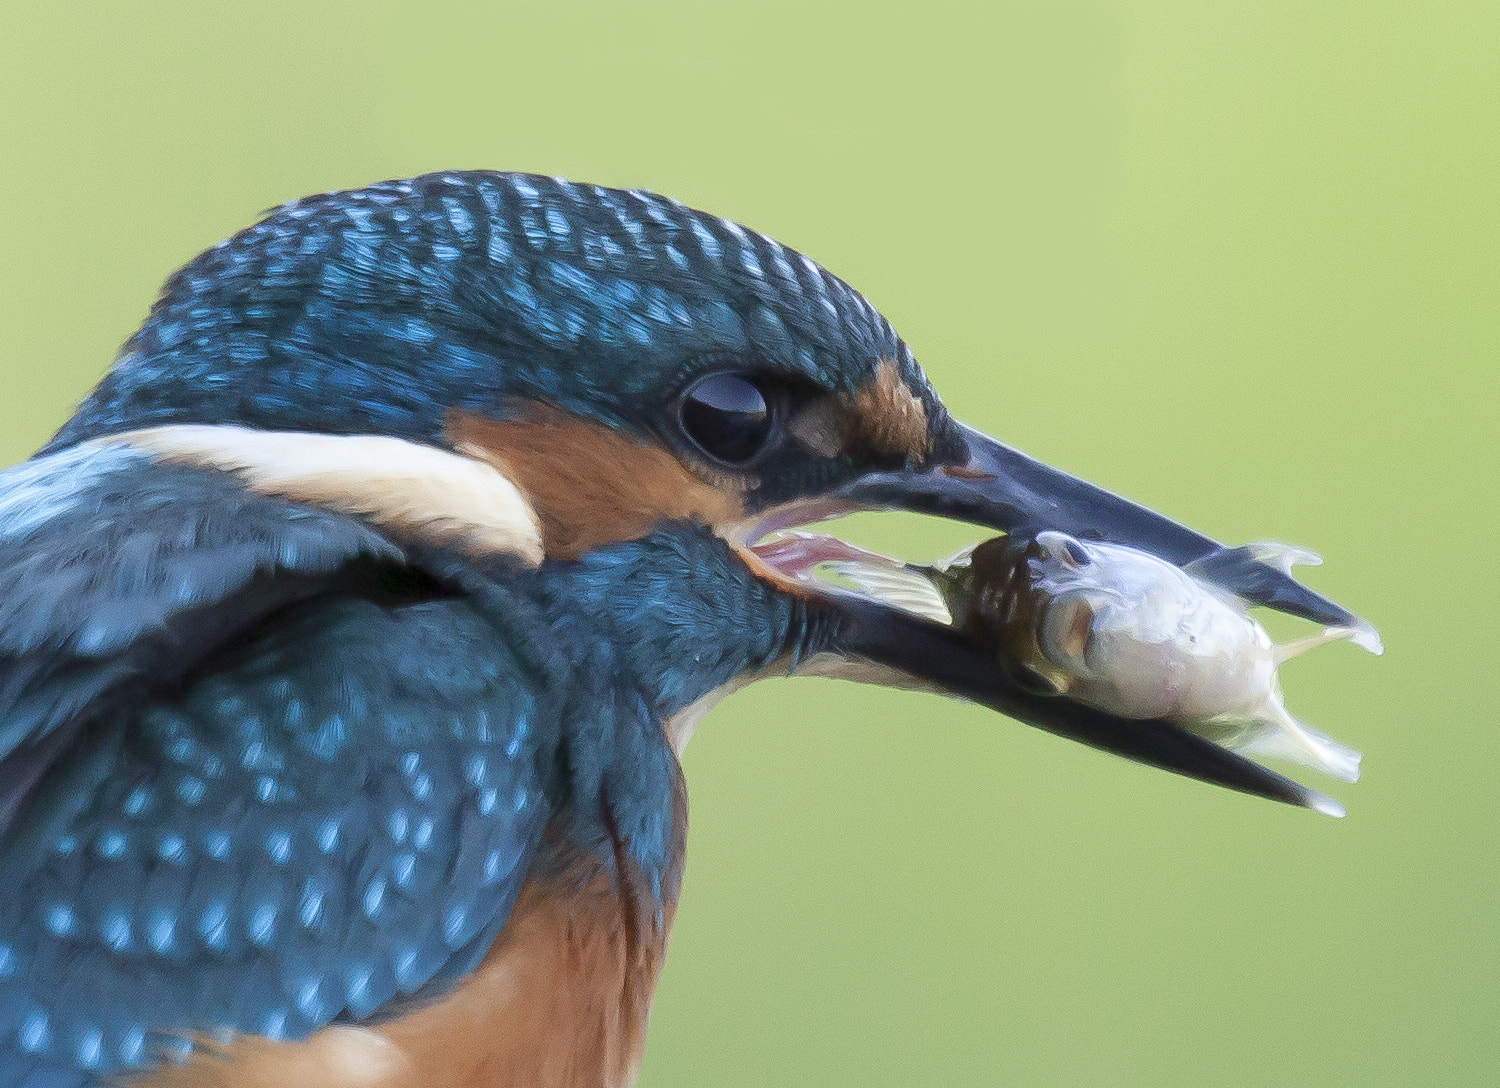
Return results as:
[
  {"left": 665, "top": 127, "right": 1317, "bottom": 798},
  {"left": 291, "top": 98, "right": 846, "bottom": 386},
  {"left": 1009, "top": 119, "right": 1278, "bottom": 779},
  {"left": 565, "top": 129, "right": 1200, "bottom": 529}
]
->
[
  {"left": 826, "top": 561, "right": 953, "bottom": 625},
  {"left": 930, "top": 541, "right": 978, "bottom": 573},
  {"left": 1185, "top": 541, "right": 1320, "bottom": 580},
  {"left": 1274, "top": 624, "right": 1383, "bottom": 664},
  {"left": 1274, "top": 626, "right": 1353, "bottom": 664},
  {"left": 1246, "top": 541, "right": 1323, "bottom": 572},
  {"left": 1234, "top": 701, "right": 1363, "bottom": 784},
  {"left": 1188, "top": 542, "right": 1383, "bottom": 655}
]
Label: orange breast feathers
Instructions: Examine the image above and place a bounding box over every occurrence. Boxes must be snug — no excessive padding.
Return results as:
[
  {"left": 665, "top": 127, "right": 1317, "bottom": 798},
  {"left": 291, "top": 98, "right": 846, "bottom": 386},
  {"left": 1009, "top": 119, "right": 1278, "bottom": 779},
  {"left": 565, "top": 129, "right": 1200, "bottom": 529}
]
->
[{"left": 375, "top": 869, "right": 676, "bottom": 1088}]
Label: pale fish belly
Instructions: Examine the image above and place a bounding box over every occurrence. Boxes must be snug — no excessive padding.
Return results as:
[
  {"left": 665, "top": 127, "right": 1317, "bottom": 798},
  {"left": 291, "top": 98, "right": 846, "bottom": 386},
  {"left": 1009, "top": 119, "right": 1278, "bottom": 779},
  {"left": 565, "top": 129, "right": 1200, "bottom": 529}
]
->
[{"left": 1044, "top": 572, "right": 1277, "bottom": 724}]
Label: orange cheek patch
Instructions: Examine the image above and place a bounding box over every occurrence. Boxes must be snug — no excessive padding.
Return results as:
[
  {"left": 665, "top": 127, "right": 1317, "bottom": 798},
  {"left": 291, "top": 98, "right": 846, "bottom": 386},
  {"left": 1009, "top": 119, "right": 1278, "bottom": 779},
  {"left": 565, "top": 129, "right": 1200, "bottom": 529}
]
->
[{"left": 449, "top": 405, "right": 746, "bottom": 561}]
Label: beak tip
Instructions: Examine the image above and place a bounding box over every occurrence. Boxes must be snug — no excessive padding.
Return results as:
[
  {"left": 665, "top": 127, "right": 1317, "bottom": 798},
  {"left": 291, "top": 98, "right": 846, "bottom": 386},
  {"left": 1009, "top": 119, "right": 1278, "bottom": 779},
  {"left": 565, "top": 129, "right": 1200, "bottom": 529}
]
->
[
  {"left": 1349, "top": 620, "right": 1384, "bottom": 656},
  {"left": 1307, "top": 792, "right": 1347, "bottom": 819}
]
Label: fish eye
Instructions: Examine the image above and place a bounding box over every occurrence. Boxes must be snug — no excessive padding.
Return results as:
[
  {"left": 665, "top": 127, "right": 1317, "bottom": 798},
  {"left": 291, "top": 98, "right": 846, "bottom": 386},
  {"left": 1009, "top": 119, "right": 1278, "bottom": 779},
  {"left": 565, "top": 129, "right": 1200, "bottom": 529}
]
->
[
  {"left": 679, "top": 373, "right": 776, "bottom": 465},
  {"left": 1034, "top": 531, "right": 1091, "bottom": 569}
]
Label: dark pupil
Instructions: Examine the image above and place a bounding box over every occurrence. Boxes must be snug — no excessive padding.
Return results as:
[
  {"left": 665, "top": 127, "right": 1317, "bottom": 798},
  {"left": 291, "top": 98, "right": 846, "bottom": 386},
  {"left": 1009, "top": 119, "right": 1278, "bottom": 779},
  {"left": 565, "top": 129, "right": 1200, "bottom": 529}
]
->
[
  {"left": 681, "top": 374, "right": 771, "bottom": 464},
  {"left": 1063, "top": 539, "right": 1091, "bottom": 566}
]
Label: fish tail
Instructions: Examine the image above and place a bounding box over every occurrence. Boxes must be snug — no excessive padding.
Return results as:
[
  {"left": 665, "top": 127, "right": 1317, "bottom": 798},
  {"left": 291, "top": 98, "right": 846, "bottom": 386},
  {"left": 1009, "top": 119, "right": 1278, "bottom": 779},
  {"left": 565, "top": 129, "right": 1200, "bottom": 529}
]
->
[{"left": 1245, "top": 698, "right": 1363, "bottom": 783}]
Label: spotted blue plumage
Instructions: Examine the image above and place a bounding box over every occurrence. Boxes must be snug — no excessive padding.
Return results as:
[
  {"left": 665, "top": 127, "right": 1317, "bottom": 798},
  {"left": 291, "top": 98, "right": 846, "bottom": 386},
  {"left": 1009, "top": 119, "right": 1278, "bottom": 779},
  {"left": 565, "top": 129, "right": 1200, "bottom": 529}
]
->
[
  {"left": 47, "top": 172, "right": 950, "bottom": 508},
  {"left": 2, "top": 595, "right": 549, "bottom": 1075},
  {"left": 0, "top": 447, "right": 820, "bottom": 1086},
  {"left": 0, "top": 445, "right": 402, "bottom": 839},
  {"left": 0, "top": 448, "right": 542, "bottom": 1082}
]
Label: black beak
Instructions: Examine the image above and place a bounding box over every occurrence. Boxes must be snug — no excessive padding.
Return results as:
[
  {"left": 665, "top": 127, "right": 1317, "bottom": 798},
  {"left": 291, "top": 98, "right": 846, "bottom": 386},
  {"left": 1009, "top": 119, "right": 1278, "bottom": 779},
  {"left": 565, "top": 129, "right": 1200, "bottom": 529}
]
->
[
  {"left": 843, "top": 422, "right": 1362, "bottom": 629},
  {"left": 825, "top": 422, "right": 1364, "bottom": 815}
]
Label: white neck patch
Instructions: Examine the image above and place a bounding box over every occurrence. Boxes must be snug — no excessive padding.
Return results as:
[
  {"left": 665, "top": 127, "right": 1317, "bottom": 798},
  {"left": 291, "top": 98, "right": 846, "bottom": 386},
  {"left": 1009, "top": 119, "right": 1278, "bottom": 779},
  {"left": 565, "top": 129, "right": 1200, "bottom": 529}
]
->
[{"left": 102, "top": 425, "right": 544, "bottom": 565}]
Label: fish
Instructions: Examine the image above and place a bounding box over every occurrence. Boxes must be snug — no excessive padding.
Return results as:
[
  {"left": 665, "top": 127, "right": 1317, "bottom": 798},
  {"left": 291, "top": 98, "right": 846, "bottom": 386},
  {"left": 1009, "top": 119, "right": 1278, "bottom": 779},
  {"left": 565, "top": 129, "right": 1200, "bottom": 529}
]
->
[{"left": 797, "top": 529, "right": 1382, "bottom": 786}]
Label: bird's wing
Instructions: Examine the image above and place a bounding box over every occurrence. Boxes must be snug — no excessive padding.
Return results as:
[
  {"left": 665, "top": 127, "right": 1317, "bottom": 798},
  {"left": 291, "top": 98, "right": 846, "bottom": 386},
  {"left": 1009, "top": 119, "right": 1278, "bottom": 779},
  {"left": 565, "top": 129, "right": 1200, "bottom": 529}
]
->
[
  {"left": 0, "top": 443, "right": 404, "bottom": 804},
  {"left": 0, "top": 443, "right": 554, "bottom": 1082}
]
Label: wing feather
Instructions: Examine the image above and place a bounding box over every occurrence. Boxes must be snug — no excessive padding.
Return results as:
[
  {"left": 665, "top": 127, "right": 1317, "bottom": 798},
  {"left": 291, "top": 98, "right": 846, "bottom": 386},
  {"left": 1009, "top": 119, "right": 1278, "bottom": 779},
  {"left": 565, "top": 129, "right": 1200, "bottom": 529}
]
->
[{"left": 0, "top": 447, "right": 555, "bottom": 1087}]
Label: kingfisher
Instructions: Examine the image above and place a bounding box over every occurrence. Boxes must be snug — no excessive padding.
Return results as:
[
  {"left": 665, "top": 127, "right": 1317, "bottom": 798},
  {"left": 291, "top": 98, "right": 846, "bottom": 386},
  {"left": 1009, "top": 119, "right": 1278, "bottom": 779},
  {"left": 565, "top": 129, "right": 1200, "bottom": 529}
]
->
[{"left": 0, "top": 171, "right": 1365, "bottom": 1088}]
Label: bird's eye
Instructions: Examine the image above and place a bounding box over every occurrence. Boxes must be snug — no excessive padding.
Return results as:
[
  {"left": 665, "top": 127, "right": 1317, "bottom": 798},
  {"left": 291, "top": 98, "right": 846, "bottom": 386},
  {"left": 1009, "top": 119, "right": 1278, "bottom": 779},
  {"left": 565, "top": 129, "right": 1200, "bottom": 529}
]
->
[{"left": 679, "top": 373, "right": 774, "bottom": 465}]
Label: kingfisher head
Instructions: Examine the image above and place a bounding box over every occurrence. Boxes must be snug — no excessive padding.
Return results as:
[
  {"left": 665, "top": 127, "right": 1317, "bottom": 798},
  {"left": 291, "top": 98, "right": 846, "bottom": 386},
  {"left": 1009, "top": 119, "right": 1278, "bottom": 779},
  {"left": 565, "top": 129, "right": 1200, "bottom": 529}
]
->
[{"left": 51, "top": 170, "right": 1367, "bottom": 812}]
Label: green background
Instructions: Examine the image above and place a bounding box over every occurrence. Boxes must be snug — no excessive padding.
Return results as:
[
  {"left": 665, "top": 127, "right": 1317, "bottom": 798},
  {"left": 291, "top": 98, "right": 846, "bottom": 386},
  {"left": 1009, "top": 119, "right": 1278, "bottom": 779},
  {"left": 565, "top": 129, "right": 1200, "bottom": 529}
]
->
[{"left": 1, "top": 3, "right": 1494, "bottom": 1084}]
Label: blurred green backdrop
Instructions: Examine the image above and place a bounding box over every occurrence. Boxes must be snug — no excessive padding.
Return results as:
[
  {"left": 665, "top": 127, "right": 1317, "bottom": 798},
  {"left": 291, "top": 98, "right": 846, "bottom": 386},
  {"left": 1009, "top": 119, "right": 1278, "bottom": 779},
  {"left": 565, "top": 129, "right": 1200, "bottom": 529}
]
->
[{"left": 1, "top": 2, "right": 1494, "bottom": 1085}]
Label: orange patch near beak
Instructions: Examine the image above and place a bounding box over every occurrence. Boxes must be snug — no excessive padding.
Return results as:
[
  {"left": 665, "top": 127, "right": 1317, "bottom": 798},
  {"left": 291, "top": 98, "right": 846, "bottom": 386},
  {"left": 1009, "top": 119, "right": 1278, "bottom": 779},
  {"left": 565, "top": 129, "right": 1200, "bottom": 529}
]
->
[
  {"left": 450, "top": 405, "right": 746, "bottom": 561},
  {"left": 847, "top": 361, "right": 930, "bottom": 464},
  {"left": 786, "top": 360, "right": 930, "bottom": 466}
]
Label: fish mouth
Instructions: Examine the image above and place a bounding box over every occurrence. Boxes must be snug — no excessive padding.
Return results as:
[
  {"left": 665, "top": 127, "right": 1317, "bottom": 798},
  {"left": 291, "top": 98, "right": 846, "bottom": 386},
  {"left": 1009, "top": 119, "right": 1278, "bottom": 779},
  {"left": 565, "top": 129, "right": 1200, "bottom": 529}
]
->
[{"left": 737, "top": 422, "right": 1372, "bottom": 818}]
